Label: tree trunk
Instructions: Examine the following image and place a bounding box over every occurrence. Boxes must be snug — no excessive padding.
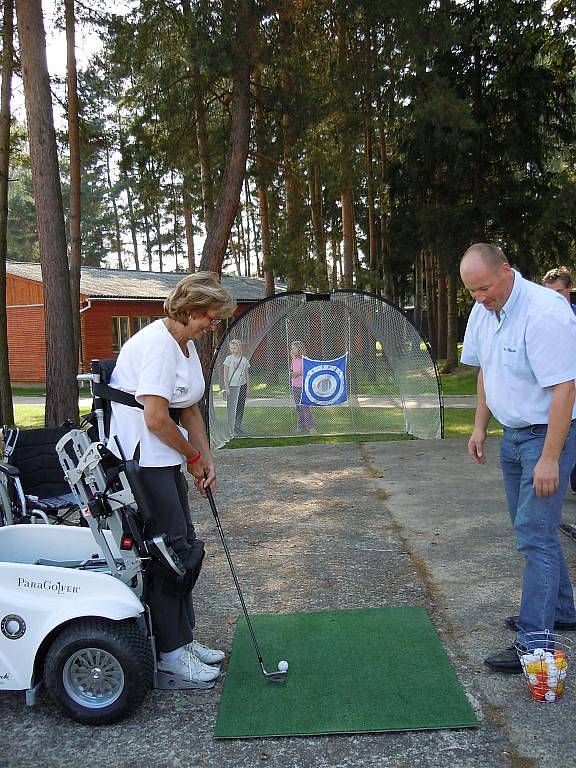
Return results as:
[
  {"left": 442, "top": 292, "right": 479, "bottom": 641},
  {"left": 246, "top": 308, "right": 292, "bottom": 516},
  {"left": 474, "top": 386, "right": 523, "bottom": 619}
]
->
[
  {"left": 143, "top": 207, "right": 153, "bottom": 270},
  {"left": 182, "top": 0, "right": 215, "bottom": 232},
  {"left": 182, "top": 185, "right": 195, "bottom": 272},
  {"left": 236, "top": 206, "right": 247, "bottom": 275},
  {"left": 341, "top": 184, "right": 354, "bottom": 288},
  {"left": 254, "top": 66, "right": 274, "bottom": 296},
  {"left": 105, "top": 143, "right": 123, "bottom": 269},
  {"left": 242, "top": 178, "right": 251, "bottom": 276},
  {"left": 200, "top": 0, "right": 255, "bottom": 274},
  {"left": 331, "top": 233, "right": 340, "bottom": 288},
  {"left": 424, "top": 249, "right": 437, "bottom": 358},
  {"left": 16, "top": 0, "right": 77, "bottom": 425},
  {"left": 309, "top": 163, "right": 329, "bottom": 292},
  {"left": 65, "top": 0, "right": 81, "bottom": 374},
  {"left": 279, "top": 7, "right": 305, "bottom": 291},
  {"left": 117, "top": 109, "right": 140, "bottom": 270},
  {"left": 364, "top": 120, "right": 378, "bottom": 294},
  {"left": 171, "top": 170, "right": 180, "bottom": 271},
  {"left": 245, "top": 175, "right": 259, "bottom": 275},
  {"left": 443, "top": 271, "right": 459, "bottom": 373},
  {"left": 154, "top": 206, "right": 163, "bottom": 273},
  {"left": 436, "top": 270, "right": 447, "bottom": 359},
  {"left": 414, "top": 250, "right": 423, "bottom": 333},
  {"left": 0, "top": 0, "right": 14, "bottom": 427}
]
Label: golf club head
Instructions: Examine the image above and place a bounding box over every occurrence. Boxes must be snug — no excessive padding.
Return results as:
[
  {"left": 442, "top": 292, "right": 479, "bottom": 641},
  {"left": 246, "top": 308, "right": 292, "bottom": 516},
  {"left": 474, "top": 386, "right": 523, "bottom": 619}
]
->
[{"left": 261, "top": 665, "right": 288, "bottom": 684}]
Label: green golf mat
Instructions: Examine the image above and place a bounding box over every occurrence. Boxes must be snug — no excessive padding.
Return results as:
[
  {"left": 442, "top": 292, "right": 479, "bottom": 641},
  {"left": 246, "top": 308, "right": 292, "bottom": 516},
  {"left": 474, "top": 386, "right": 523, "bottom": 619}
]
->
[{"left": 215, "top": 606, "right": 478, "bottom": 738}]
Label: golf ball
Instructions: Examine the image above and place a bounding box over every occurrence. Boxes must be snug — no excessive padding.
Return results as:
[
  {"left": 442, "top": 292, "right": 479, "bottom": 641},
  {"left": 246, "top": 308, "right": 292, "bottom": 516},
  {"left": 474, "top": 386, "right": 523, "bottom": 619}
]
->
[{"left": 277, "top": 660, "right": 289, "bottom": 672}]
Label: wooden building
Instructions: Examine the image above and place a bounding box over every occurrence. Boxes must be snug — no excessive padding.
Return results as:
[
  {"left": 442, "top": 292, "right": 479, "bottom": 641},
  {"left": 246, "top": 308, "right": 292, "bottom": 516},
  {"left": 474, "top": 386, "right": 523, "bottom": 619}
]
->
[{"left": 6, "top": 262, "right": 280, "bottom": 383}]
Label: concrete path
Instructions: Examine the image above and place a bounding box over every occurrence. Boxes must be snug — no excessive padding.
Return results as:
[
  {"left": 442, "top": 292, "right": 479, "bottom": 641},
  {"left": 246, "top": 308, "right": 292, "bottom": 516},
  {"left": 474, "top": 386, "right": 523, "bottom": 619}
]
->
[{"left": 2, "top": 437, "right": 576, "bottom": 767}]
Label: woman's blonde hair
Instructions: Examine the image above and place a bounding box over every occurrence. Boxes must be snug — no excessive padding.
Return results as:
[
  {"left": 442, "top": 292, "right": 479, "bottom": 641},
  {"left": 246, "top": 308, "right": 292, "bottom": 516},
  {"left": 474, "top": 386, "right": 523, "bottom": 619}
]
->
[
  {"left": 164, "top": 272, "right": 237, "bottom": 323},
  {"left": 290, "top": 340, "right": 306, "bottom": 355}
]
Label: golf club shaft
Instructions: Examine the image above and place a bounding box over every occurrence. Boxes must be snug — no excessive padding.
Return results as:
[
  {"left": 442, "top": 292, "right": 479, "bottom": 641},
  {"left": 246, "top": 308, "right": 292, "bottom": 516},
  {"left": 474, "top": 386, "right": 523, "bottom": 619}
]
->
[{"left": 204, "top": 485, "right": 266, "bottom": 669}]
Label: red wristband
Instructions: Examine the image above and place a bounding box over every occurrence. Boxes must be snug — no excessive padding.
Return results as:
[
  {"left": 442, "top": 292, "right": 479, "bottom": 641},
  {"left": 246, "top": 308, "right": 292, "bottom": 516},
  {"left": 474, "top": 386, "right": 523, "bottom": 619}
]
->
[{"left": 187, "top": 452, "right": 201, "bottom": 465}]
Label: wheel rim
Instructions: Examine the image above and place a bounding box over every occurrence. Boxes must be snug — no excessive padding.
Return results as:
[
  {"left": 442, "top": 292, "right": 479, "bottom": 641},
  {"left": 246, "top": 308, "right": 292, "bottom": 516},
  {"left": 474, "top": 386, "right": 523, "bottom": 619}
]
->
[{"left": 62, "top": 647, "right": 125, "bottom": 709}]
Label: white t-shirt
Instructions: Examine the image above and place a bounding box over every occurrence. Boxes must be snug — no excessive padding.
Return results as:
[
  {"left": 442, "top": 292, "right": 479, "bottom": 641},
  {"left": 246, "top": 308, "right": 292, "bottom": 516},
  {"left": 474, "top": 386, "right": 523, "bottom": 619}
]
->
[
  {"left": 108, "top": 319, "right": 205, "bottom": 467},
  {"left": 461, "top": 269, "right": 576, "bottom": 428},
  {"left": 223, "top": 354, "right": 250, "bottom": 386}
]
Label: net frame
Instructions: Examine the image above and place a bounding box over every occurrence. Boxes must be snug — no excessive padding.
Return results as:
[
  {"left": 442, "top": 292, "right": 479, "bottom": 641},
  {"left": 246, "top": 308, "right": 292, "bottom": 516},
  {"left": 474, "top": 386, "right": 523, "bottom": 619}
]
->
[{"left": 205, "top": 289, "right": 444, "bottom": 449}]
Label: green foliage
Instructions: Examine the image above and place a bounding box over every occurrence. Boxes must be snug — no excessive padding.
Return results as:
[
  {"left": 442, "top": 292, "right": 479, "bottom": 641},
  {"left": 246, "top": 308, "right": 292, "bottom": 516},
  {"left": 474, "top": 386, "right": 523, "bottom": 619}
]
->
[{"left": 8, "top": 0, "right": 576, "bottom": 295}]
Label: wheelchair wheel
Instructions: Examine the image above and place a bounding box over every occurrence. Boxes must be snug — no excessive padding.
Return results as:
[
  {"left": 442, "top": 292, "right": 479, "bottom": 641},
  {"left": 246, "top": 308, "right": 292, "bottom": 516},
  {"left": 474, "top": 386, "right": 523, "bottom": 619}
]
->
[
  {"left": 0, "top": 482, "right": 13, "bottom": 526},
  {"left": 44, "top": 619, "right": 154, "bottom": 725}
]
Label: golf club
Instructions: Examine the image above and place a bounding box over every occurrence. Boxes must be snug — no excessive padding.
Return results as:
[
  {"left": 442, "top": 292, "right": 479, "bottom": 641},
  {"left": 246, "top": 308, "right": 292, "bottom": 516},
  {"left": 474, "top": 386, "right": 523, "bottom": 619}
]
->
[{"left": 204, "top": 483, "right": 288, "bottom": 683}]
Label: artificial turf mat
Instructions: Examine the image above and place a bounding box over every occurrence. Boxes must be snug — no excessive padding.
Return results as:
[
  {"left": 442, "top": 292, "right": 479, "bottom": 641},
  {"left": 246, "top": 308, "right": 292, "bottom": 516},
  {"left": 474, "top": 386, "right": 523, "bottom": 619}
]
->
[{"left": 214, "top": 605, "right": 478, "bottom": 739}]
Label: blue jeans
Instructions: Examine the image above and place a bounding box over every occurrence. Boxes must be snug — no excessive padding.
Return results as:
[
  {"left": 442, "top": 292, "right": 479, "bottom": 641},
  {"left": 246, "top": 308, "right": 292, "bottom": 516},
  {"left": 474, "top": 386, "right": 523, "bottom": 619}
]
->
[{"left": 500, "top": 421, "right": 576, "bottom": 644}]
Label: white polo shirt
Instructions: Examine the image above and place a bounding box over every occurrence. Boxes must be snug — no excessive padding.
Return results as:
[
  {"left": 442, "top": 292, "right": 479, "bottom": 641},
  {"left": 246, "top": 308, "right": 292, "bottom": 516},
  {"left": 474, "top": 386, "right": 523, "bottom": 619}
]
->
[
  {"left": 108, "top": 319, "right": 205, "bottom": 466},
  {"left": 461, "top": 269, "right": 576, "bottom": 428}
]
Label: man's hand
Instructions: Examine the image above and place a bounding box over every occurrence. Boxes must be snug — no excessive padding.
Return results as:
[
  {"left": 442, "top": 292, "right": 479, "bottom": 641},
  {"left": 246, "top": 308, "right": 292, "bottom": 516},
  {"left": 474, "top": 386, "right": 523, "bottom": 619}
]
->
[
  {"left": 468, "top": 427, "right": 487, "bottom": 464},
  {"left": 533, "top": 456, "right": 559, "bottom": 498}
]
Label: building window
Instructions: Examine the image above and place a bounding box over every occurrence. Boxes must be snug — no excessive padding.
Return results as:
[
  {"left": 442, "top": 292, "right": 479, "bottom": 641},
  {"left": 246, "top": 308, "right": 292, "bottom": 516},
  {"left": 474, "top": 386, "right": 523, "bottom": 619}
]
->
[{"left": 112, "top": 316, "right": 156, "bottom": 352}]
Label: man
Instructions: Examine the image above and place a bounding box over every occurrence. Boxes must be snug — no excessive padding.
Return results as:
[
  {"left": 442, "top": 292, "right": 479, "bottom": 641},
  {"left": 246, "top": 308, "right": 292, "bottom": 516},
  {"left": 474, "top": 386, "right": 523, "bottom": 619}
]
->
[
  {"left": 542, "top": 266, "right": 576, "bottom": 315},
  {"left": 543, "top": 266, "right": 576, "bottom": 493},
  {"left": 460, "top": 243, "right": 576, "bottom": 672}
]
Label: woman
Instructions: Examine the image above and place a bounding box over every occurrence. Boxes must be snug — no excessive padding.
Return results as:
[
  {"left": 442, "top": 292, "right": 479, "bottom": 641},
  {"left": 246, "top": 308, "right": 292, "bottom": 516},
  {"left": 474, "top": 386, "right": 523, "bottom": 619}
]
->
[
  {"left": 290, "top": 340, "right": 316, "bottom": 433},
  {"left": 108, "top": 272, "right": 237, "bottom": 684},
  {"left": 223, "top": 339, "right": 250, "bottom": 437}
]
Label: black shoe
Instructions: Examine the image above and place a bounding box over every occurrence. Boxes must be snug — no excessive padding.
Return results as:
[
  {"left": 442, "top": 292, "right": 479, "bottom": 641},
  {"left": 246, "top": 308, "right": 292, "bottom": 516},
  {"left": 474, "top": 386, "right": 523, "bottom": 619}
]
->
[
  {"left": 504, "top": 615, "right": 576, "bottom": 632},
  {"left": 484, "top": 646, "right": 523, "bottom": 673}
]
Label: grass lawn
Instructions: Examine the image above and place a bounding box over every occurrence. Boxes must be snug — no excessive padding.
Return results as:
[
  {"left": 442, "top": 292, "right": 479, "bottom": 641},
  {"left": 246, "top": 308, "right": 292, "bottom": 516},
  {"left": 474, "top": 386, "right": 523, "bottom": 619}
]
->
[
  {"left": 438, "top": 365, "right": 477, "bottom": 395},
  {"left": 11, "top": 405, "right": 91, "bottom": 430},
  {"left": 11, "top": 405, "right": 499, "bottom": 444},
  {"left": 225, "top": 408, "right": 501, "bottom": 448}
]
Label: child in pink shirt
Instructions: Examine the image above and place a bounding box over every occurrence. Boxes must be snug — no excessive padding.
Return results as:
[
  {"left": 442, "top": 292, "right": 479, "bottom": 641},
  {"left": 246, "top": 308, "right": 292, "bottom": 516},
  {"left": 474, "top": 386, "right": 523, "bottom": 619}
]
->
[{"left": 290, "top": 341, "right": 316, "bottom": 433}]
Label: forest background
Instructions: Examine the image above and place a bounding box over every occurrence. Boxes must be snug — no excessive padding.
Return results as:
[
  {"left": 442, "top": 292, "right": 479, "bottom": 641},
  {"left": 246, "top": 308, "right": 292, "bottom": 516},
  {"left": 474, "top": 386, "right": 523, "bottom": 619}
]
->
[{"left": 0, "top": 0, "right": 575, "bottom": 425}]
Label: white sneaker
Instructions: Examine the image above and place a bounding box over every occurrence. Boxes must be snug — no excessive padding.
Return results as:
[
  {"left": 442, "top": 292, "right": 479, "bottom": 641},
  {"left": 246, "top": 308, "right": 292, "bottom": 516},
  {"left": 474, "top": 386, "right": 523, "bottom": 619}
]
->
[
  {"left": 188, "top": 640, "right": 225, "bottom": 665},
  {"left": 157, "top": 650, "right": 220, "bottom": 683}
]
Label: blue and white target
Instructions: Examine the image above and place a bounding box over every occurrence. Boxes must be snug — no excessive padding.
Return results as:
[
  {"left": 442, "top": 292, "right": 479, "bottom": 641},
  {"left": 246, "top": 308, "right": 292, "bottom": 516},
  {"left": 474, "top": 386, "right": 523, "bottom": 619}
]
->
[{"left": 301, "top": 354, "right": 348, "bottom": 406}]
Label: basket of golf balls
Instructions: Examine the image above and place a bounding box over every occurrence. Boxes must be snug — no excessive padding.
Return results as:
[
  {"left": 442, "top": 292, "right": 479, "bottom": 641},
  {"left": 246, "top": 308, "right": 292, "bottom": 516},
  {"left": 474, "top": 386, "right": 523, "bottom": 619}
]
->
[{"left": 516, "top": 632, "right": 572, "bottom": 702}]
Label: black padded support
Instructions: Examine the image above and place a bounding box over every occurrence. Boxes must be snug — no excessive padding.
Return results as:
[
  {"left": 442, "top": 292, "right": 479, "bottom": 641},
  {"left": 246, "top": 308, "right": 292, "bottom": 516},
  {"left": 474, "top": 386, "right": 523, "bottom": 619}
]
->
[
  {"left": 122, "top": 459, "right": 157, "bottom": 525},
  {"left": 5, "top": 424, "right": 75, "bottom": 499}
]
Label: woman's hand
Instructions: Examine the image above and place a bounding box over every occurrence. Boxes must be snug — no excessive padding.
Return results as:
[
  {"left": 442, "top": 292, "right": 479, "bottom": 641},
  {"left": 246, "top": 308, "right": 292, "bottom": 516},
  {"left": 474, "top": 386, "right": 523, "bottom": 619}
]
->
[
  {"left": 187, "top": 454, "right": 216, "bottom": 497},
  {"left": 200, "top": 457, "right": 216, "bottom": 495}
]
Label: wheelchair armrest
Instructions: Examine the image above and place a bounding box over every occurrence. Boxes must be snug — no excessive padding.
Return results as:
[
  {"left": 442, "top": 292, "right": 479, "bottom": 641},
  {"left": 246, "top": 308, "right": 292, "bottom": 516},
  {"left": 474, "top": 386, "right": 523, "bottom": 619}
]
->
[{"left": 0, "top": 461, "right": 20, "bottom": 478}]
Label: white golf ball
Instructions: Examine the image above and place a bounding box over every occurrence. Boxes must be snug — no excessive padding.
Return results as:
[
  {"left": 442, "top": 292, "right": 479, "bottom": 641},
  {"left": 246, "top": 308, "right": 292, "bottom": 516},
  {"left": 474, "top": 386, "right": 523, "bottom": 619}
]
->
[{"left": 277, "top": 660, "right": 289, "bottom": 672}]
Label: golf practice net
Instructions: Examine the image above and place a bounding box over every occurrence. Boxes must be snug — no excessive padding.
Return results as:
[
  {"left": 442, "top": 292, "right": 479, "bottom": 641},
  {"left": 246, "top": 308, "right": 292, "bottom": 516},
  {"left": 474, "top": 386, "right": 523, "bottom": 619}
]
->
[{"left": 207, "top": 290, "right": 443, "bottom": 449}]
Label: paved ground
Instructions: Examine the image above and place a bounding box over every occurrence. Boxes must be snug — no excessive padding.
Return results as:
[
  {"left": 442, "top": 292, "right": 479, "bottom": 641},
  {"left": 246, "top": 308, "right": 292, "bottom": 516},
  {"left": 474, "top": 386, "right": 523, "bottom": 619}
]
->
[{"left": 3, "top": 436, "right": 576, "bottom": 768}]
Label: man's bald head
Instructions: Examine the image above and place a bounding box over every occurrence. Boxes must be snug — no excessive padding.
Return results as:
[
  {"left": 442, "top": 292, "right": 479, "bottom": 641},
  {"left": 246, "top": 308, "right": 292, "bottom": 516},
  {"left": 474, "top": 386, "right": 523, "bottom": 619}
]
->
[
  {"left": 460, "top": 243, "right": 514, "bottom": 314},
  {"left": 461, "top": 243, "right": 508, "bottom": 271}
]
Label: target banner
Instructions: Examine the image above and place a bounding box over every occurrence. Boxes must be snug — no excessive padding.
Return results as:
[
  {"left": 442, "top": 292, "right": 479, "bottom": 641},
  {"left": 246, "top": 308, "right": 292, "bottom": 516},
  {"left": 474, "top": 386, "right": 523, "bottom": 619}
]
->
[{"left": 301, "top": 354, "right": 348, "bottom": 406}]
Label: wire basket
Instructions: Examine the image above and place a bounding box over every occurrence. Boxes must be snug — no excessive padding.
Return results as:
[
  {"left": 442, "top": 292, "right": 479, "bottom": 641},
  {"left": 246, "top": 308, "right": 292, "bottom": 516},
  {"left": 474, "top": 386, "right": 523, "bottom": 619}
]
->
[{"left": 516, "top": 631, "right": 572, "bottom": 702}]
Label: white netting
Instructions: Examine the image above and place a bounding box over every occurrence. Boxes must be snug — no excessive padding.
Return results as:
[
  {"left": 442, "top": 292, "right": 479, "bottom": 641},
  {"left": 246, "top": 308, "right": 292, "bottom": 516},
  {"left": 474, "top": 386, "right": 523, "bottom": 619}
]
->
[{"left": 207, "top": 291, "right": 443, "bottom": 449}]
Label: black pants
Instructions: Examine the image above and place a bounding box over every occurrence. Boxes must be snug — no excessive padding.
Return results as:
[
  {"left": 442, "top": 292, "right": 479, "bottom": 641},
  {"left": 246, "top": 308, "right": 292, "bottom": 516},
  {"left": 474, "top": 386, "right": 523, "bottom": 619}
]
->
[{"left": 138, "top": 466, "right": 199, "bottom": 653}]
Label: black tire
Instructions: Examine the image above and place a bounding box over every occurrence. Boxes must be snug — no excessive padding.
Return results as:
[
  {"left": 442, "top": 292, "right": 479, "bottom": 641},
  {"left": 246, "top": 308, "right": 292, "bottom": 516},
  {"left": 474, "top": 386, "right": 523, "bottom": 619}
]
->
[{"left": 44, "top": 619, "right": 154, "bottom": 725}]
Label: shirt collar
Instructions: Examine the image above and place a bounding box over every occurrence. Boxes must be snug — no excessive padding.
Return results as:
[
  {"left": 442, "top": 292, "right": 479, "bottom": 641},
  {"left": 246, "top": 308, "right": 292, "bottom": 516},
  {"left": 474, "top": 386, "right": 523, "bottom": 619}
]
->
[{"left": 499, "top": 268, "right": 522, "bottom": 319}]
